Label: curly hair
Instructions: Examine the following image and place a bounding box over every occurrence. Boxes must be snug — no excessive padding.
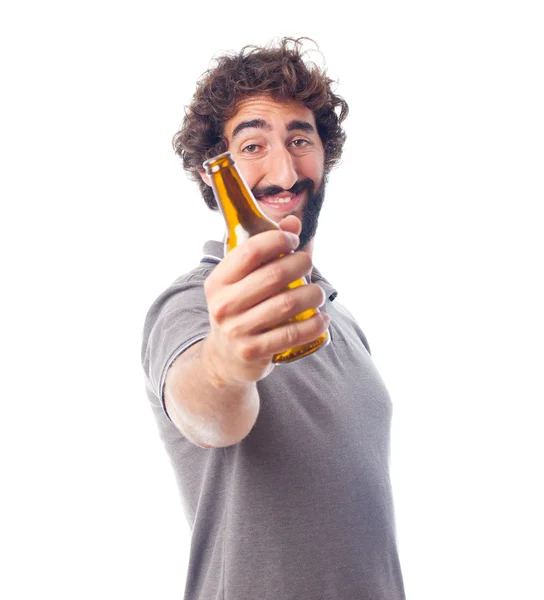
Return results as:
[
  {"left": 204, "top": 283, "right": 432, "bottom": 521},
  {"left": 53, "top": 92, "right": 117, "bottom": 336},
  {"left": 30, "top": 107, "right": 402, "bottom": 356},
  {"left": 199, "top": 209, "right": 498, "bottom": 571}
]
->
[{"left": 172, "top": 37, "right": 349, "bottom": 210}]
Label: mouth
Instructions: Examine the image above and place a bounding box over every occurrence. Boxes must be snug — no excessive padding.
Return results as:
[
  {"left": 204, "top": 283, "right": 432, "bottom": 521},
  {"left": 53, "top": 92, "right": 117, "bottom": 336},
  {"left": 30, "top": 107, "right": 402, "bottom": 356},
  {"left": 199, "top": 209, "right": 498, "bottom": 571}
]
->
[{"left": 255, "top": 191, "right": 303, "bottom": 213}]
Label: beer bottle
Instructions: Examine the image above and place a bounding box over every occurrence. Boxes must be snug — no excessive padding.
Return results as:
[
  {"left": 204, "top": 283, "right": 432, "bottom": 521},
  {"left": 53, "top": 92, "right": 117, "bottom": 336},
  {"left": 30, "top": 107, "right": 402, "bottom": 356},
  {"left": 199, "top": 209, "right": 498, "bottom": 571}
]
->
[{"left": 202, "top": 151, "right": 329, "bottom": 364}]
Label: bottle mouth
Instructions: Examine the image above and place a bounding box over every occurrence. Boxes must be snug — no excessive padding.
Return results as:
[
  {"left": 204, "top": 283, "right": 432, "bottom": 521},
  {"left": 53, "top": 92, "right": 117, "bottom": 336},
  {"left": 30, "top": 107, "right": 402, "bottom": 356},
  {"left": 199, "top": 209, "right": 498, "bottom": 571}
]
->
[{"left": 202, "top": 151, "right": 234, "bottom": 174}]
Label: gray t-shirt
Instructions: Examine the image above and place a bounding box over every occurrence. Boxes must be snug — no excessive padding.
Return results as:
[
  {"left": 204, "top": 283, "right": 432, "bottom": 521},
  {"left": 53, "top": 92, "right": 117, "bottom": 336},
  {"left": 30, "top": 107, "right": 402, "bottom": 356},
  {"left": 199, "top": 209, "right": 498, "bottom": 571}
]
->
[{"left": 141, "top": 241, "right": 405, "bottom": 600}]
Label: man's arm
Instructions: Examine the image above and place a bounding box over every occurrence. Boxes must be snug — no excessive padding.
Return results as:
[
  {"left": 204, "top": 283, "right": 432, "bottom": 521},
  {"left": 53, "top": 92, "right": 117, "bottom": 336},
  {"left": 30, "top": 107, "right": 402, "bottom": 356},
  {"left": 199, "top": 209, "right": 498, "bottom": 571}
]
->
[
  {"left": 163, "top": 217, "right": 329, "bottom": 449},
  {"left": 164, "top": 337, "right": 260, "bottom": 448}
]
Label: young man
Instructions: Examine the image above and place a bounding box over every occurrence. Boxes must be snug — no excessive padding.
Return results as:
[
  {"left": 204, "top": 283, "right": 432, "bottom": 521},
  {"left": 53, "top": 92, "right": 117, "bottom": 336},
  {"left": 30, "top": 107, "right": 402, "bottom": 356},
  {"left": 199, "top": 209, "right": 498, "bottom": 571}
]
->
[{"left": 141, "top": 38, "right": 405, "bottom": 599}]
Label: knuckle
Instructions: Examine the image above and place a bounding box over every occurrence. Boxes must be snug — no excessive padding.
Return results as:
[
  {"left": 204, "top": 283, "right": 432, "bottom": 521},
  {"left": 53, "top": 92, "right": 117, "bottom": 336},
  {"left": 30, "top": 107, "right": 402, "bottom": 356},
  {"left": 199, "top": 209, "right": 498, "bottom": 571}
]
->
[
  {"left": 239, "top": 341, "right": 258, "bottom": 362},
  {"left": 283, "top": 322, "right": 300, "bottom": 346},
  {"left": 224, "top": 321, "right": 242, "bottom": 343},
  {"left": 209, "top": 298, "right": 228, "bottom": 323},
  {"left": 280, "top": 291, "right": 297, "bottom": 315},
  {"left": 265, "top": 262, "right": 285, "bottom": 287}
]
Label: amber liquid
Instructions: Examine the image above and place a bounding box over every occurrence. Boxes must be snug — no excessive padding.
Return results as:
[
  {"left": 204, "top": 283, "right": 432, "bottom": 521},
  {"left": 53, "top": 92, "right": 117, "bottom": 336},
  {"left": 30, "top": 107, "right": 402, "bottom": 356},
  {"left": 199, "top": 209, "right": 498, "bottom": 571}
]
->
[{"left": 203, "top": 152, "right": 329, "bottom": 364}]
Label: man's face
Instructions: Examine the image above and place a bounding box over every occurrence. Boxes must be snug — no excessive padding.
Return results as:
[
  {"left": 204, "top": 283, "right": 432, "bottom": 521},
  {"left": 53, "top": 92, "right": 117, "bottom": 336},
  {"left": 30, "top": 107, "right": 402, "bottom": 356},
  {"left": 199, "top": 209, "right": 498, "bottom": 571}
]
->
[{"left": 223, "top": 95, "right": 327, "bottom": 250}]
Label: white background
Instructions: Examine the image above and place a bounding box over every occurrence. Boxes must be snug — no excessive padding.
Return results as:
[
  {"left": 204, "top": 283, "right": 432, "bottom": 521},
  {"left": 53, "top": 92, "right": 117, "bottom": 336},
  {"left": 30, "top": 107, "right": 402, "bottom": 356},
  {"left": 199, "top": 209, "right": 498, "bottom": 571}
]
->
[{"left": 1, "top": 1, "right": 543, "bottom": 598}]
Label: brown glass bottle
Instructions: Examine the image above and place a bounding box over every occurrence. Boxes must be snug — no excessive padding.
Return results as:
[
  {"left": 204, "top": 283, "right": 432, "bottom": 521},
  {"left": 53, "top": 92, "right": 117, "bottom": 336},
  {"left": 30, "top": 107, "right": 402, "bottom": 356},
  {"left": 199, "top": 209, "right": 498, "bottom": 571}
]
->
[{"left": 202, "top": 151, "right": 329, "bottom": 364}]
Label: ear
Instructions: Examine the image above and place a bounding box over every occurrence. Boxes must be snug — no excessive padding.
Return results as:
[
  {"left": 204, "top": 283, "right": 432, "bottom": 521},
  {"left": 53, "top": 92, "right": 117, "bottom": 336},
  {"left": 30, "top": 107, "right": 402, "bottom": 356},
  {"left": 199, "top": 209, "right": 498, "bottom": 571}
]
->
[{"left": 198, "top": 168, "right": 212, "bottom": 187}]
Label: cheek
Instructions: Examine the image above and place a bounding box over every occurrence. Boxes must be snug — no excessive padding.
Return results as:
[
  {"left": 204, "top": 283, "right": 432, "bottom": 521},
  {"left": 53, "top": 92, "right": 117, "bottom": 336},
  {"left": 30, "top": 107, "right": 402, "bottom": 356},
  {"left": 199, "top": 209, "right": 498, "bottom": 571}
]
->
[
  {"left": 233, "top": 159, "right": 262, "bottom": 189},
  {"left": 301, "top": 155, "right": 324, "bottom": 182},
  {"left": 237, "top": 168, "right": 258, "bottom": 190}
]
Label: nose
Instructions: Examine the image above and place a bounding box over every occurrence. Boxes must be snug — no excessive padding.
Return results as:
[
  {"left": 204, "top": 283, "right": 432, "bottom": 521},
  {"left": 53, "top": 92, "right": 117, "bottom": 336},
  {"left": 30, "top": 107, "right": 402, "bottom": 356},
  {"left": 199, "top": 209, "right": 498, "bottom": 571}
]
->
[{"left": 264, "top": 146, "right": 298, "bottom": 191}]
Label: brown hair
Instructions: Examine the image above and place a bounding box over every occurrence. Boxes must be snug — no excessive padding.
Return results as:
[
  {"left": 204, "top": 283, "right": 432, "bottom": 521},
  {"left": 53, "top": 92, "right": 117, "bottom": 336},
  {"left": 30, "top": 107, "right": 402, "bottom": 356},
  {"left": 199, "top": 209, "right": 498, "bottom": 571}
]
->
[{"left": 172, "top": 37, "right": 349, "bottom": 210}]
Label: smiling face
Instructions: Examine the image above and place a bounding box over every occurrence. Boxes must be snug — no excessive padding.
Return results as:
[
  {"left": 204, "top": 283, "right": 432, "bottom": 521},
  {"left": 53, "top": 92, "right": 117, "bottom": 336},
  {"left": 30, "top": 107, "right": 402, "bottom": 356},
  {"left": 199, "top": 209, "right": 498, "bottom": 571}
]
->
[{"left": 202, "top": 95, "right": 327, "bottom": 251}]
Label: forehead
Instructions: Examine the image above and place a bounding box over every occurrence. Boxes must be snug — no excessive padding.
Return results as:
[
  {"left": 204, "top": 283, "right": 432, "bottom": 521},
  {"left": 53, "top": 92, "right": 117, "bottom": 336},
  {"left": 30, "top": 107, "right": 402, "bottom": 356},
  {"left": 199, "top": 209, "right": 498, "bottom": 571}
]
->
[{"left": 224, "top": 95, "right": 317, "bottom": 139}]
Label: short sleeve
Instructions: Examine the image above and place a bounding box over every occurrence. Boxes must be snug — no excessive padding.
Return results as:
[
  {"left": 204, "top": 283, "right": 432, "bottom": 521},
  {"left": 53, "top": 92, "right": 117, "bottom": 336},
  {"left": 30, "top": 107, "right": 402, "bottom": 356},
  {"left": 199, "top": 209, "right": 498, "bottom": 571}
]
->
[{"left": 141, "top": 268, "right": 212, "bottom": 420}]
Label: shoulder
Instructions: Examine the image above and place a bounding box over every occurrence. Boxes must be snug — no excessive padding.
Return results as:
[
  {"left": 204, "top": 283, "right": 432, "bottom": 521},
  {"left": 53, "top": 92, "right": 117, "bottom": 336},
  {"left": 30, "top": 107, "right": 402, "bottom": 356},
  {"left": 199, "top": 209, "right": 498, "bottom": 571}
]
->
[
  {"left": 141, "top": 262, "right": 217, "bottom": 347},
  {"left": 141, "top": 262, "right": 218, "bottom": 391},
  {"left": 148, "top": 264, "right": 215, "bottom": 315}
]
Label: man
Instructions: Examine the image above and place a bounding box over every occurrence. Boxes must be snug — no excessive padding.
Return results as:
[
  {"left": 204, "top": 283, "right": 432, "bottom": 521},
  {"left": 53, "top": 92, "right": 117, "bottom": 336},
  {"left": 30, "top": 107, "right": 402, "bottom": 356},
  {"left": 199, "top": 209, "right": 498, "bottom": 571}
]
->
[{"left": 141, "top": 37, "right": 405, "bottom": 599}]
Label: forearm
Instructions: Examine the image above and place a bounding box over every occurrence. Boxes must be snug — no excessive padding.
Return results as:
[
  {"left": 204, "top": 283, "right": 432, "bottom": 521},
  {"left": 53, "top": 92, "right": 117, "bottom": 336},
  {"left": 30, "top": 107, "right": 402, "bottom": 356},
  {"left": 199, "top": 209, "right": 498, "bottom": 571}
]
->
[{"left": 164, "top": 337, "right": 260, "bottom": 448}]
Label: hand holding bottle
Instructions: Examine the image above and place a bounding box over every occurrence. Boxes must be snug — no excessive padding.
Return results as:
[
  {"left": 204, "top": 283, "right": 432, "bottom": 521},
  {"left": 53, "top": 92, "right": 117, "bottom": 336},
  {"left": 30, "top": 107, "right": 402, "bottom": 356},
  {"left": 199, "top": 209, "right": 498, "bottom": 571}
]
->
[
  {"left": 202, "top": 216, "right": 330, "bottom": 386},
  {"left": 203, "top": 151, "right": 330, "bottom": 367}
]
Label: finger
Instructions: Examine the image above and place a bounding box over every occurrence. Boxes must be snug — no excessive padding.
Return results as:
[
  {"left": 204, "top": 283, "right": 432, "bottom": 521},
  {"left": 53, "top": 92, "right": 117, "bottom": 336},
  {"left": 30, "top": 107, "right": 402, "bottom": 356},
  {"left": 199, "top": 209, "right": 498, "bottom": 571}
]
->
[
  {"left": 241, "top": 283, "right": 326, "bottom": 335},
  {"left": 212, "top": 251, "right": 313, "bottom": 320},
  {"left": 239, "top": 312, "right": 331, "bottom": 362},
  {"left": 278, "top": 215, "right": 302, "bottom": 237},
  {"left": 211, "top": 229, "right": 299, "bottom": 287}
]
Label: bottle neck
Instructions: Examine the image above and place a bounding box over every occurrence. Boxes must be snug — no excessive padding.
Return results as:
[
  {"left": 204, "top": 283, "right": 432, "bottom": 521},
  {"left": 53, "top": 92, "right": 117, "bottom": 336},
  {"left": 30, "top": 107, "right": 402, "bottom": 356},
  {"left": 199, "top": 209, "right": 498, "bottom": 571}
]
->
[{"left": 211, "top": 166, "right": 277, "bottom": 232}]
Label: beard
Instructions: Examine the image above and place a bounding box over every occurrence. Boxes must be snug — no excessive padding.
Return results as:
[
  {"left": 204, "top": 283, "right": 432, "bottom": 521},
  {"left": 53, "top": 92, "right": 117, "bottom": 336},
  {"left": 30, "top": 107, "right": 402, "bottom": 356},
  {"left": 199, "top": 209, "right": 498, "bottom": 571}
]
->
[
  {"left": 297, "top": 176, "right": 326, "bottom": 250},
  {"left": 252, "top": 175, "right": 327, "bottom": 251}
]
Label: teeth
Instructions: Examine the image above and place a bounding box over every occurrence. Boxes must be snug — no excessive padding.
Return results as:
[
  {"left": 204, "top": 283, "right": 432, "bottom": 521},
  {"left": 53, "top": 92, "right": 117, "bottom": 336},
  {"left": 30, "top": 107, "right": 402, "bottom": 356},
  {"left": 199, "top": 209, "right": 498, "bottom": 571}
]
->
[{"left": 262, "top": 196, "right": 293, "bottom": 204}]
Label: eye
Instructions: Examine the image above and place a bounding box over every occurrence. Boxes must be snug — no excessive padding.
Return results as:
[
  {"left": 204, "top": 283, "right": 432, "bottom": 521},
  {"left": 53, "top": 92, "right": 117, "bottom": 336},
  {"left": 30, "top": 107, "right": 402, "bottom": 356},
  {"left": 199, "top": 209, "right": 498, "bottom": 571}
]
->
[
  {"left": 290, "top": 139, "right": 310, "bottom": 148},
  {"left": 242, "top": 144, "right": 260, "bottom": 153}
]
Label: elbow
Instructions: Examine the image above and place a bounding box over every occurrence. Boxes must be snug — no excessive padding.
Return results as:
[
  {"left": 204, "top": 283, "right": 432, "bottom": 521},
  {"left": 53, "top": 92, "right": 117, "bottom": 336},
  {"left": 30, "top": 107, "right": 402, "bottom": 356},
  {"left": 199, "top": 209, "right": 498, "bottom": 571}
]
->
[
  {"left": 165, "top": 395, "right": 259, "bottom": 449},
  {"left": 190, "top": 417, "right": 258, "bottom": 449}
]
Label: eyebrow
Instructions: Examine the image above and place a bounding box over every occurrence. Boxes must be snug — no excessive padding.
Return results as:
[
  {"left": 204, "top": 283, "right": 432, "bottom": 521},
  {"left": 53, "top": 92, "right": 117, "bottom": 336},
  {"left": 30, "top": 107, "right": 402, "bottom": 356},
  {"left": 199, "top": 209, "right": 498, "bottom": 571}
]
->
[
  {"left": 231, "top": 118, "right": 316, "bottom": 140},
  {"left": 286, "top": 120, "right": 315, "bottom": 134}
]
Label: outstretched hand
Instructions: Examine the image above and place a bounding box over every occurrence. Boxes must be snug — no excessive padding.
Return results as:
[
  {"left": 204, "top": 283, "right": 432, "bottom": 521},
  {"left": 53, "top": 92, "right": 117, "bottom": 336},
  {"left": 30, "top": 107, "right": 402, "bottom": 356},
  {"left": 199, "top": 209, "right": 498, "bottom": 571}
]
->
[{"left": 202, "top": 216, "right": 328, "bottom": 385}]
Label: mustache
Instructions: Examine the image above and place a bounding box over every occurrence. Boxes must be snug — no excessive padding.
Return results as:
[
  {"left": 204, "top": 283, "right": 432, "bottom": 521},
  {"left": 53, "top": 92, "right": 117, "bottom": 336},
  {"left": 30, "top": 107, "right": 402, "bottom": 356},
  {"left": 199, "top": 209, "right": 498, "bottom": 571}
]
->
[{"left": 253, "top": 179, "right": 313, "bottom": 198}]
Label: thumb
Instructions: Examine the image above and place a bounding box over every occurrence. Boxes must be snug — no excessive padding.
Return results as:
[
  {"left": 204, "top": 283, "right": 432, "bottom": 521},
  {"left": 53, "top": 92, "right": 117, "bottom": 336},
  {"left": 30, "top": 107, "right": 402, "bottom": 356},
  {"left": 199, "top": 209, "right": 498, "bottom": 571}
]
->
[{"left": 278, "top": 215, "right": 302, "bottom": 237}]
